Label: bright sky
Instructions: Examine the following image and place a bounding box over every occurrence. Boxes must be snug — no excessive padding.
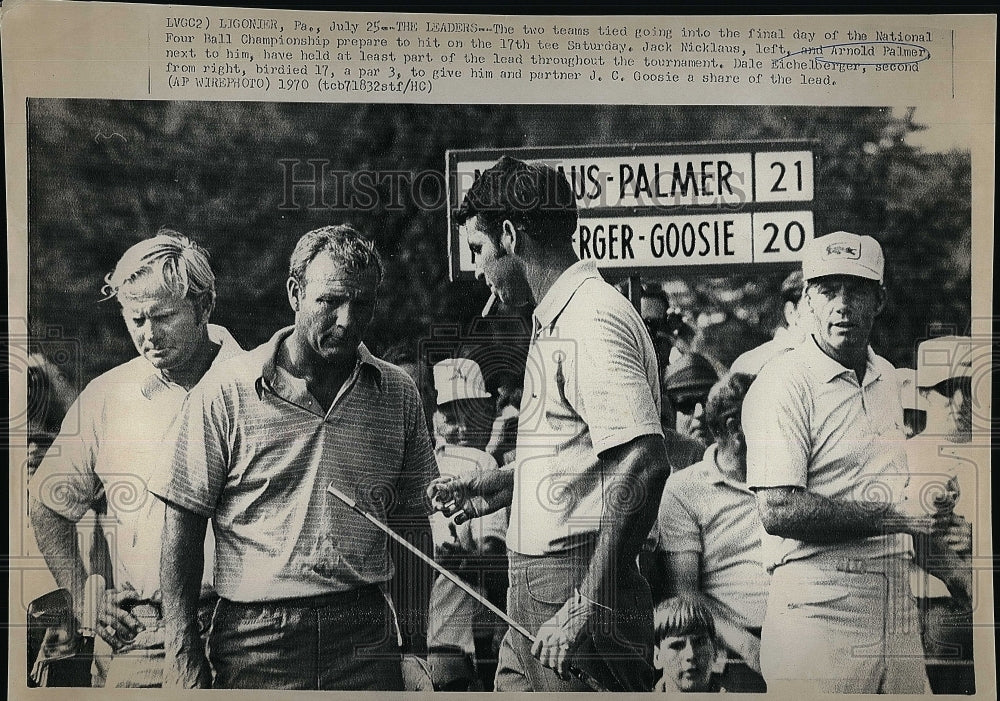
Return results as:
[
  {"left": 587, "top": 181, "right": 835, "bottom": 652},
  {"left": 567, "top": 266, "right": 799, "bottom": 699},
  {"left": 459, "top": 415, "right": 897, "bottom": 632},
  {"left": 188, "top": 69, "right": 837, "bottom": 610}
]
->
[{"left": 898, "top": 105, "right": 977, "bottom": 153}]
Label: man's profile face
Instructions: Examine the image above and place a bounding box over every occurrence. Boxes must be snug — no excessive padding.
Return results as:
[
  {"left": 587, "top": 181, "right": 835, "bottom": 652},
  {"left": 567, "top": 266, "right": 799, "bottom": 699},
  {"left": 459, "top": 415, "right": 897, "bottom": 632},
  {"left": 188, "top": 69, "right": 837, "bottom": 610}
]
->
[
  {"left": 289, "top": 252, "right": 379, "bottom": 367},
  {"left": 120, "top": 279, "right": 208, "bottom": 374},
  {"left": 653, "top": 632, "right": 717, "bottom": 692},
  {"left": 433, "top": 398, "right": 494, "bottom": 450},
  {"left": 806, "top": 275, "right": 884, "bottom": 363},
  {"left": 464, "top": 216, "right": 531, "bottom": 308}
]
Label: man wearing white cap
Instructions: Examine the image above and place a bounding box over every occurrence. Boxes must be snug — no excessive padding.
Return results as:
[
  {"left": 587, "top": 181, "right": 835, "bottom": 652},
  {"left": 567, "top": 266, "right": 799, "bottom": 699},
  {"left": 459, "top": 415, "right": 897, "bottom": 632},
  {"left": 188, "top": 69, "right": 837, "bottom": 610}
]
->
[
  {"left": 906, "top": 336, "right": 975, "bottom": 692},
  {"left": 744, "top": 231, "right": 944, "bottom": 693},
  {"left": 426, "top": 358, "right": 508, "bottom": 690}
]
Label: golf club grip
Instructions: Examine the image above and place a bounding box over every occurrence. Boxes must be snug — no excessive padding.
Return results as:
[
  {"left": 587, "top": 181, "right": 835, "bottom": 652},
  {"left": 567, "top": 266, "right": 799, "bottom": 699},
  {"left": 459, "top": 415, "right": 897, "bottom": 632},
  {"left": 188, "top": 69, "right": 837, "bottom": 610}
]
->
[{"left": 571, "top": 665, "right": 607, "bottom": 691}]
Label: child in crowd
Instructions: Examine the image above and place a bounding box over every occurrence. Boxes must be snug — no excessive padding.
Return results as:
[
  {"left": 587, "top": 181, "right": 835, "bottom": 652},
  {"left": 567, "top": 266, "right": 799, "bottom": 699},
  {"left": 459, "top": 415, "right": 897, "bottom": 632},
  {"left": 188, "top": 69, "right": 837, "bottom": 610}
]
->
[{"left": 653, "top": 598, "right": 724, "bottom": 693}]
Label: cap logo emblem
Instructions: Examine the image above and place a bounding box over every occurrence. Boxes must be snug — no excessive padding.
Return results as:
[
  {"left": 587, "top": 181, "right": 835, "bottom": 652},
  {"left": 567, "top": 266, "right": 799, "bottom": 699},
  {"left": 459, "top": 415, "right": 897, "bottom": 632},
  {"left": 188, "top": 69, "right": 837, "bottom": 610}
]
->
[{"left": 824, "top": 242, "right": 860, "bottom": 259}]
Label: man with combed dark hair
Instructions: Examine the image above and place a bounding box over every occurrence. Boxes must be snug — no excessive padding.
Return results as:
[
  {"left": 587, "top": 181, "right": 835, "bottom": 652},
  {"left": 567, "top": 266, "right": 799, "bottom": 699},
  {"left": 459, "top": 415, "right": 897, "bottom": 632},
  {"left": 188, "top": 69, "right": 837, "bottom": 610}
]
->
[
  {"left": 152, "top": 225, "right": 438, "bottom": 690},
  {"left": 29, "top": 231, "right": 242, "bottom": 687},
  {"left": 430, "top": 156, "right": 670, "bottom": 691}
]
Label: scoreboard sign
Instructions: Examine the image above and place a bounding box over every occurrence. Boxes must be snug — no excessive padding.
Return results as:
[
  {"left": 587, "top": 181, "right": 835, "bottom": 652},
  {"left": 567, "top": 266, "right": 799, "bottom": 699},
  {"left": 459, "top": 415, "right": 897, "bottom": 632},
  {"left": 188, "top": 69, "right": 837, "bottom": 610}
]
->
[{"left": 447, "top": 141, "right": 816, "bottom": 280}]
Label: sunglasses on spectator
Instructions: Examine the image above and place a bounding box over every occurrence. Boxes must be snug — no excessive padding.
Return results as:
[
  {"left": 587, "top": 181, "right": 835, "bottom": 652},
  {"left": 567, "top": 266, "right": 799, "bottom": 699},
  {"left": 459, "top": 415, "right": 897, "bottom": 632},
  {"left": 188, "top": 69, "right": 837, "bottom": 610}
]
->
[{"left": 670, "top": 395, "right": 707, "bottom": 415}]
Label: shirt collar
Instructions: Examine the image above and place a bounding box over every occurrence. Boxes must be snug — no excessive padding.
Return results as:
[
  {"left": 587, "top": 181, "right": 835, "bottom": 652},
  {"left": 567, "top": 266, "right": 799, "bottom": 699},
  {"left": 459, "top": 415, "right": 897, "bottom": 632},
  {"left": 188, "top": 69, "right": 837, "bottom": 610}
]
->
[
  {"left": 702, "top": 444, "right": 752, "bottom": 492},
  {"left": 254, "top": 326, "right": 383, "bottom": 399},
  {"left": 801, "top": 335, "right": 883, "bottom": 386},
  {"left": 140, "top": 324, "right": 241, "bottom": 399},
  {"left": 532, "top": 259, "right": 600, "bottom": 334}
]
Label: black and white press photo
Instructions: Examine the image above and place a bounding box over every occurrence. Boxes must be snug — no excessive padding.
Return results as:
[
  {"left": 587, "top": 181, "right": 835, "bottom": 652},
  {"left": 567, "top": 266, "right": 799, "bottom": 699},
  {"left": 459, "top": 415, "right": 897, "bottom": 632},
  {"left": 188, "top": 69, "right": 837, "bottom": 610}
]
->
[{"left": 19, "top": 99, "right": 979, "bottom": 694}]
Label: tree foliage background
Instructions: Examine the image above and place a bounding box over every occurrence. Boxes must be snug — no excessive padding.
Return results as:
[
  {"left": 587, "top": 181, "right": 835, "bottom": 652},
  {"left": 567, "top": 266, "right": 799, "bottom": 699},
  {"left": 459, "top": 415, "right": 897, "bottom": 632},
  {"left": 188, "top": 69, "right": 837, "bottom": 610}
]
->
[{"left": 28, "top": 101, "right": 971, "bottom": 390}]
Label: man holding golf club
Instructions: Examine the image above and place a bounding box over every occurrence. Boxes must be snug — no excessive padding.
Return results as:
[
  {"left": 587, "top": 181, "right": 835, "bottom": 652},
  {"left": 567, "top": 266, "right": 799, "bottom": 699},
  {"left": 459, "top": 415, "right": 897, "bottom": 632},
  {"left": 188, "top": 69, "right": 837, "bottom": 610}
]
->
[
  {"left": 431, "top": 156, "right": 671, "bottom": 692},
  {"left": 151, "top": 225, "right": 438, "bottom": 689}
]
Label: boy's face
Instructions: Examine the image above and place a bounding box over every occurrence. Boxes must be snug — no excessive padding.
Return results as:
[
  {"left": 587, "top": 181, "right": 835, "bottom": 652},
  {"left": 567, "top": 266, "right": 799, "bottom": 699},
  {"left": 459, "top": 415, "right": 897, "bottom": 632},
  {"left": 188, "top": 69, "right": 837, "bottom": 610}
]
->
[
  {"left": 654, "top": 632, "right": 717, "bottom": 692},
  {"left": 433, "top": 398, "right": 494, "bottom": 450}
]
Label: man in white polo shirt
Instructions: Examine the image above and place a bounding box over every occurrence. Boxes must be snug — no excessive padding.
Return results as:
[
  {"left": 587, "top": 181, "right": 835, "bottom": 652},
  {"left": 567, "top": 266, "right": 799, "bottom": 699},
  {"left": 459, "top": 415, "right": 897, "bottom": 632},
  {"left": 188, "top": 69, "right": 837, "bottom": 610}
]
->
[
  {"left": 430, "top": 156, "right": 670, "bottom": 691},
  {"left": 29, "top": 232, "right": 241, "bottom": 687},
  {"left": 744, "top": 231, "right": 949, "bottom": 693}
]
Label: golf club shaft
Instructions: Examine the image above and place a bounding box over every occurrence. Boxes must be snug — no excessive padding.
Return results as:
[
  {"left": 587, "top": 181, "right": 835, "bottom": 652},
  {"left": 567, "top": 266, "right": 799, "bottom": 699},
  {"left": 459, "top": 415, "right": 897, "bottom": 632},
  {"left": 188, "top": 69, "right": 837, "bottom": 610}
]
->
[{"left": 326, "top": 484, "right": 606, "bottom": 691}]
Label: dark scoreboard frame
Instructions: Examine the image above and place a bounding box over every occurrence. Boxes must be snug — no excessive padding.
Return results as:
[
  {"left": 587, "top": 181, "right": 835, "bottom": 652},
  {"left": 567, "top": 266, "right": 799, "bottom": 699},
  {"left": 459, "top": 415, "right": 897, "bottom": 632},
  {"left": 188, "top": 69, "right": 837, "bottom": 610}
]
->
[{"left": 446, "top": 139, "right": 819, "bottom": 282}]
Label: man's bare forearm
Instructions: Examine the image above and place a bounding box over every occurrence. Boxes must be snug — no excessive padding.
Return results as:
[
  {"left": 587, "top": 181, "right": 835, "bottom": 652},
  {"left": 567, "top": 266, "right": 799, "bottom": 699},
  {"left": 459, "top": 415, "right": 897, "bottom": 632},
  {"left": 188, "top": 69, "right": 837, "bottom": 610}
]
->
[
  {"left": 479, "top": 467, "right": 514, "bottom": 514},
  {"left": 160, "top": 501, "right": 210, "bottom": 688},
  {"left": 580, "top": 435, "right": 670, "bottom": 606},
  {"left": 757, "top": 487, "right": 927, "bottom": 543},
  {"left": 30, "top": 498, "right": 87, "bottom": 620}
]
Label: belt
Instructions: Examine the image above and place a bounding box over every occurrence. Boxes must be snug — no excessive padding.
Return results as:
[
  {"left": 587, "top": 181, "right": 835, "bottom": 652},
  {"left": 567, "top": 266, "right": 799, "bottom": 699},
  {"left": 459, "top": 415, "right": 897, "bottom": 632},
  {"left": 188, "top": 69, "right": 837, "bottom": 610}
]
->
[
  {"left": 791, "top": 555, "right": 908, "bottom": 575},
  {"left": 224, "top": 584, "right": 382, "bottom": 610}
]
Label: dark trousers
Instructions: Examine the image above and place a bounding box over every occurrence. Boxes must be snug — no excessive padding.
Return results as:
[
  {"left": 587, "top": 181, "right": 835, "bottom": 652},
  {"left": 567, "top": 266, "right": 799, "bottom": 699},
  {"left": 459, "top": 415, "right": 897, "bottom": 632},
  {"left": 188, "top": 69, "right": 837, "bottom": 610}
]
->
[{"left": 209, "top": 585, "right": 403, "bottom": 690}]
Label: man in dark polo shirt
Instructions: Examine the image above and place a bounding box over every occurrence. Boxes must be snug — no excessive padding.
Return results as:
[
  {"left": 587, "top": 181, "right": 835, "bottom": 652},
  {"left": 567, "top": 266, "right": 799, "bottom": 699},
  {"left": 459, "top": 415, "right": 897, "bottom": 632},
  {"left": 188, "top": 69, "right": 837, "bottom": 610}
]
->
[{"left": 151, "top": 225, "right": 438, "bottom": 689}]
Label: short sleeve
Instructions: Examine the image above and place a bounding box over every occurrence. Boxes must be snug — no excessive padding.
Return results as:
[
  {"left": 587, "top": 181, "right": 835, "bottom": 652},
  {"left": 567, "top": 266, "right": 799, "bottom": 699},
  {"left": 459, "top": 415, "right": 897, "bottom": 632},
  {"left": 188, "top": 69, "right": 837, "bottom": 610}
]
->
[
  {"left": 744, "top": 366, "right": 811, "bottom": 491},
  {"left": 391, "top": 384, "right": 439, "bottom": 516},
  {"left": 28, "top": 389, "right": 102, "bottom": 522},
  {"left": 146, "top": 380, "right": 232, "bottom": 518},
  {"left": 656, "top": 475, "right": 703, "bottom": 554},
  {"left": 568, "top": 296, "right": 662, "bottom": 455}
]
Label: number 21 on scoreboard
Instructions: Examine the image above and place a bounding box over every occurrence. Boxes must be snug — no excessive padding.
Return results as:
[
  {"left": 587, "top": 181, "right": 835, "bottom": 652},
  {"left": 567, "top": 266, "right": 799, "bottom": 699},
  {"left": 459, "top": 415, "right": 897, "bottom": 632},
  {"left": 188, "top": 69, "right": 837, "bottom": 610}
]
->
[{"left": 754, "top": 151, "right": 814, "bottom": 203}]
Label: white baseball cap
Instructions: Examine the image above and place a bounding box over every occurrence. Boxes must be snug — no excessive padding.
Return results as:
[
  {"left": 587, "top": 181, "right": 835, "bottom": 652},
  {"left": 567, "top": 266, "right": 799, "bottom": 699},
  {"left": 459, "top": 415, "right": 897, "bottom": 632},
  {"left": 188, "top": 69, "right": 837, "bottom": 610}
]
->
[
  {"left": 916, "top": 336, "right": 973, "bottom": 388},
  {"left": 802, "top": 231, "right": 884, "bottom": 283},
  {"left": 433, "top": 358, "right": 492, "bottom": 406}
]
